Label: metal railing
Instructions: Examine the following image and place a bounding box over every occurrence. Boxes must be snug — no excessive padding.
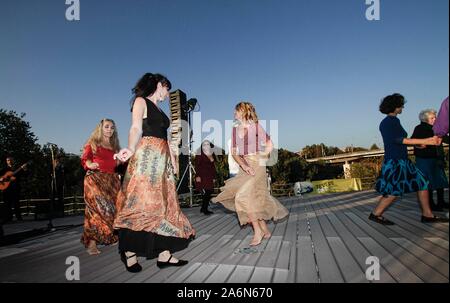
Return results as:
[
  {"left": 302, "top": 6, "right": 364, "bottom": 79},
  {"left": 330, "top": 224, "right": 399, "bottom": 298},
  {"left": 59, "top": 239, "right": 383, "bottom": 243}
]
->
[{"left": 0, "top": 196, "right": 85, "bottom": 219}]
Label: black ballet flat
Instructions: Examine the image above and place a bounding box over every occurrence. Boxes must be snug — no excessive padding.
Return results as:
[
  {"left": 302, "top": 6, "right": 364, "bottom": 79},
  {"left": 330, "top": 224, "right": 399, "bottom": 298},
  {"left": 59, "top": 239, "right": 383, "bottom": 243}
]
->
[
  {"left": 120, "top": 252, "right": 142, "bottom": 273},
  {"left": 157, "top": 255, "right": 188, "bottom": 269},
  {"left": 201, "top": 209, "right": 214, "bottom": 215},
  {"left": 368, "top": 213, "right": 395, "bottom": 225},
  {"left": 421, "top": 215, "right": 449, "bottom": 223}
]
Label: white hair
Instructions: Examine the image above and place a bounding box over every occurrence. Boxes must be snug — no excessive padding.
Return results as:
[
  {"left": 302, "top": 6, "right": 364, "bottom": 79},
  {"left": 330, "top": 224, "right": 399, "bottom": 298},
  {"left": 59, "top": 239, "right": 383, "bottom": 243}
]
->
[{"left": 419, "top": 109, "right": 437, "bottom": 123}]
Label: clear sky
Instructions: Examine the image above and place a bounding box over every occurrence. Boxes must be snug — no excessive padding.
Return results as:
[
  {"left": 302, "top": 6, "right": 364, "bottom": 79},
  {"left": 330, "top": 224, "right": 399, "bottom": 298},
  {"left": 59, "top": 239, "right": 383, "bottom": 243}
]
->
[{"left": 1, "top": 0, "right": 448, "bottom": 155}]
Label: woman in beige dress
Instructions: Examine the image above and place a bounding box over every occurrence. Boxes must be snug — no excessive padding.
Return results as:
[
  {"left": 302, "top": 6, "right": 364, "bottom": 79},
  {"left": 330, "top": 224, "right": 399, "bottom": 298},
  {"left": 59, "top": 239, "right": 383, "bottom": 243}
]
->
[{"left": 212, "top": 102, "right": 289, "bottom": 246}]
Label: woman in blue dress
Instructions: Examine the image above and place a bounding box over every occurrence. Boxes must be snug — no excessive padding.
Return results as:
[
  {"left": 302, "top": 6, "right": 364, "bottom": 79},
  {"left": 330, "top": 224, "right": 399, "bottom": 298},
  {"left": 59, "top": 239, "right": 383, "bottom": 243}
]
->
[{"left": 370, "top": 93, "right": 449, "bottom": 225}]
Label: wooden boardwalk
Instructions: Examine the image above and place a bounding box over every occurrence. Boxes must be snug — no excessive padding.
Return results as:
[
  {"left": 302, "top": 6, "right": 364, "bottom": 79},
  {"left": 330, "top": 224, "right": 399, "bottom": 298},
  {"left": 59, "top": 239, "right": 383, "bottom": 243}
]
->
[{"left": 0, "top": 190, "right": 448, "bottom": 283}]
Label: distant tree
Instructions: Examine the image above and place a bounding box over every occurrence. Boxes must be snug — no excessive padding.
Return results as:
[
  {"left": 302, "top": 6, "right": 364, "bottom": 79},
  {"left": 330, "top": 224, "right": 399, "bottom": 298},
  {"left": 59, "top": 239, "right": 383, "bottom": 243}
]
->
[
  {"left": 0, "top": 109, "right": 84, "bottom": 199},
  {"left": 270, "top": 148, "right": 309, "bottom": 183},
  {"left": 0, "top": 109, "right": 41, "bottom": 168},
  {"left": 300, "top": 144, "right": 343, "bottom": 159},
  {"left": 0, "top": 110, "right": 42, "bottom": 199},
  {"left": 308, "top": 161, "right": 343, "bottom": 181},
  {"left": 344, "top": 146, "right": 368, "bottom": 153},
  {"left": 370, "top": 144, "right": 380, "bottom": 150}
]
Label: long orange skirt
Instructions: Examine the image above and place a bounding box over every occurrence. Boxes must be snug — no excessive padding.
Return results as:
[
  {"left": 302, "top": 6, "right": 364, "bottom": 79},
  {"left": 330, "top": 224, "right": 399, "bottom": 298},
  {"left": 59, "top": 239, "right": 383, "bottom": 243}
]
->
[{"left": 81, "top": 171, "right": 120, "bottom": 247}]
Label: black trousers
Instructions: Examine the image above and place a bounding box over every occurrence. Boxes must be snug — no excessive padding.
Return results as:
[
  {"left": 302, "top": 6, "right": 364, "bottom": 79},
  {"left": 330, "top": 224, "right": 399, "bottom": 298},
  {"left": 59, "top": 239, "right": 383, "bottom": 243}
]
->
[
  {"left": 200, "top": 189, "right": 213, "bottom": 211},
  {"left": 3, "top": 191, "right": 22, "bottom": 221}
]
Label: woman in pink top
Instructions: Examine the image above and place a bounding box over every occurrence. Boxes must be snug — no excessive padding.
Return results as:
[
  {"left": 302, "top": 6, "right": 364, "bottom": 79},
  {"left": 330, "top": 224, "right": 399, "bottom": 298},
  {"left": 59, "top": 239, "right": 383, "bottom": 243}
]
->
[
  {"left": 212, "top": 102, "right": 289, "bottom": 246},
  {"left": 80, "top": 119, "right": 121, "bottom": 255}
]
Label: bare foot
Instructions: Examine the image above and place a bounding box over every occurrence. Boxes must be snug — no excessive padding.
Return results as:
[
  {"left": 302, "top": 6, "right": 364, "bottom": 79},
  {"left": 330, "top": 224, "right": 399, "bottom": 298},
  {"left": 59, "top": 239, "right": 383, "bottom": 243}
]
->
[
  {"left": 249, "top": 232, "right": 264, "bottom": 246},
  {"left": 87, "top": 246, "right": 101, "bottom": 255},
  {"left": 87, "top": 241, "right": 101, "bottom": 255},
  {"left": 263, "top": 232, "right": 272, "bottom": 239}
]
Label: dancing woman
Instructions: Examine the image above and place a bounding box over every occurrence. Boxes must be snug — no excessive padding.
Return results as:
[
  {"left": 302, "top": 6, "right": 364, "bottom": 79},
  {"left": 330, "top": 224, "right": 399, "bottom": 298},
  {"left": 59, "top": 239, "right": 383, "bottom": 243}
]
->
[
  {"left": 81, "top": 119, "right": 121, "bottom": 255},
  {"left": 212, "top": 102, "right": 288, "bottom": 246},
  {"left": 114, "top": 73, "right": 195, "bottom": 272}
]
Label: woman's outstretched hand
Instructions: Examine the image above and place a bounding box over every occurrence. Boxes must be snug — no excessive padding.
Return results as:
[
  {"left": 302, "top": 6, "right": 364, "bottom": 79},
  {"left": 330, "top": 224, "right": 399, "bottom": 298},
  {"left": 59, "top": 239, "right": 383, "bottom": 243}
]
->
[{"left": 114, "top": 148, "right": 134, "bottom": 162}]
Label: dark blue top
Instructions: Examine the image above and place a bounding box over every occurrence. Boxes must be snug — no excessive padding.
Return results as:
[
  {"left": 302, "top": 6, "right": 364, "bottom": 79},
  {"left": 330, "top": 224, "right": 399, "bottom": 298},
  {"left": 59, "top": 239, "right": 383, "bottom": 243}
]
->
[{"left": 379, "top": 116, "right": 408, "bottom": 160}]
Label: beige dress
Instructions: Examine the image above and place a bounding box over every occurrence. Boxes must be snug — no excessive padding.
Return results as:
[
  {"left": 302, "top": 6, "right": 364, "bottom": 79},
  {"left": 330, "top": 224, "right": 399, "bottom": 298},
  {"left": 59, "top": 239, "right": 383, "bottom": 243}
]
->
[{"left": 212, "top": 151, "right": 289, "bottom": 225}]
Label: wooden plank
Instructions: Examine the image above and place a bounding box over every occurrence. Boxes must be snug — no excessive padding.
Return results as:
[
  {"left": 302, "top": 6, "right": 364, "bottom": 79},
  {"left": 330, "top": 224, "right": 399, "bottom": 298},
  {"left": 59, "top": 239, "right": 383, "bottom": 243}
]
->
[
  {"left": 354, "top": 210, "right": 449, "bottom": 263},
  {"left": 0, "top": 247, "right": 28, "bottom": 259},
  {"left": 319, "top": 207, "right": 396, "bottom": 283},
  {"left": 425, "top": 237, "right": 449, "bottom": 250},
  {"left": 296, "top": 236, "right": 318, "bottom": 283},
  {"left": 272, "top": 241, "right": 291, "bottom": 283},
  {"left": 358, "top": 237, "right": 422, "bottom": 283},
  {"left": 354, "top": 197, "right": 449, "bottom": 240},
  {"left": 180, "top": 235, "right": 237, "bottom": 283},
  {"left": 327, "top": 237, "right": 367, "bottom": 283},
  {"left": 274, "top": 241, "right": 291, "bottom": 271},
  {"left": 227, "top": 265, "right": 254, "bottom": 283},
  {"left": 143, "top": 216, "right": 238, "bottom": 283},
  {"left": 255, "top": 235, "right": 283, "bottom": 266},
  {"left": 304, "top": 202, "right": 344, "bottom": 283},
  {"left": 273, "top": 269, "right": 289, "bottom": 283},
  {"left": 390, "top": 238, "right": 448, "bottom": 279},
  {"left": 248, "top": 267, "right": 274, "bottom": 283},
  {"left": 172, "top": 262, "right": 205, "bottom": 283},
  {"left": 310, "top": 198, "right": 338, "bottom": 237},
  {"left": 99, "top": 234, "right": 212, "bottom": 283},
  {"left": 204, "top": 264, "right": 236, "bottom": 283},
  {"left": 396, "top": 196, "right": 449, "bottom": 232},
  {"left": 347, "top": 213, "right": 448, "bottom": 283},
  {"left": 120, "top": 213, "right": 236, "bottom": 283},
  {"left": 285, "top": 204, "right": 299, "bottom": 283},
  {"left": 349, "top": 202, "right": 449, "bottom": 263}
]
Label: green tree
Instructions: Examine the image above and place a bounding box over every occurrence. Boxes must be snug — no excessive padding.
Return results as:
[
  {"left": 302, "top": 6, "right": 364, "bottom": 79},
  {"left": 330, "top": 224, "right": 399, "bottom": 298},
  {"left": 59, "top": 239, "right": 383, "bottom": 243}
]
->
[
  {"left": 370, "top": 143, "right": 380, "bottom": 150},
  {"left": 269, "top": 148, "right": 309, "bottom": 183},
  {"left": 0, "top": 109, "right": 41, "bottom": 168},
  {"left": 300, "top": 144, "right": 343, "bottom": 158},
  {"left": 0, "top": 109, "right": 84, "bottom": 200},
  {"left": 344, "top": 146, "right": 369, "bottom": 153}
]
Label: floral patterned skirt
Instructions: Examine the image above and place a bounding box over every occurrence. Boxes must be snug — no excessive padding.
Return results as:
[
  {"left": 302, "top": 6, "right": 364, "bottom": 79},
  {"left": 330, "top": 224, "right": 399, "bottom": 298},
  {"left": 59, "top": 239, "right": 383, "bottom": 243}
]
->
[
  {"left": 81, "top": 171, "right": 120, "bottom": 247},
  {"left": 114, "top": 136, "right": 195, "bottom": 259}
]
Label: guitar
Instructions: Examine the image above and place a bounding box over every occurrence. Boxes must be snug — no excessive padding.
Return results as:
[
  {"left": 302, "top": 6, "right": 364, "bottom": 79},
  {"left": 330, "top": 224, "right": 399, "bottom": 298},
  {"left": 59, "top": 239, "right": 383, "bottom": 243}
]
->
[{"left": 0, "top": 161, "right": 31, "bottom": 191}]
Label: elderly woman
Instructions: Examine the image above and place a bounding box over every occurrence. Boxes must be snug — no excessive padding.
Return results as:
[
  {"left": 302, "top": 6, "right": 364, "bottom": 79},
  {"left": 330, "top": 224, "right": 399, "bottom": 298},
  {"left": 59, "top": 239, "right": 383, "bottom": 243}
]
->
[{"left": 412, "top": 109, "right": 449, "bottom": 211}]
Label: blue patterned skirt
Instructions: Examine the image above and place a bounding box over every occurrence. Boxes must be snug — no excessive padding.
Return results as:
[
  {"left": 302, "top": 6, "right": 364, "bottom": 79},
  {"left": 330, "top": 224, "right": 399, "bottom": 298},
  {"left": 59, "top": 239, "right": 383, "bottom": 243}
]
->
[
  {"left": 375, "top": 159, "right": 429, "bottom": 197},
  {"left": 415, "top": 157, "right": 448, "bottom": 190}
]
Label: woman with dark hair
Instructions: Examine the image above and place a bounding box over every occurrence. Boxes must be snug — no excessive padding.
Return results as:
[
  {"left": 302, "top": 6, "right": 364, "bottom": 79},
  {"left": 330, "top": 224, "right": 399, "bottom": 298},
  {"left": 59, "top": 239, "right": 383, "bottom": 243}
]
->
[
  {"left": 212, "top": 102, "right": 289, "bottom": 246},
  {"left": 370, "top": 93, "right": 448, "bottom": 225},
  {"left": 81, "top": 119, "right": 121, "bottom": 255},
  {"left": 412, "top": 109, "right": 449, "bottom": 211},
  {"left": 114, "top": 73, "right": 195, "bottom": 273},
  {"left": 195, "top": 140, "right": 217, "bottom": 215}
]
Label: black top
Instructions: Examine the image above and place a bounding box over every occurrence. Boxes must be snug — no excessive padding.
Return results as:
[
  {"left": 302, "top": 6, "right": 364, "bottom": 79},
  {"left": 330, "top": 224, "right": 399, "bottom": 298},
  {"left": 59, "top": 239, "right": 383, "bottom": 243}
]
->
[
  {"left": 142, "top": 97, "right": 170, "bottom": 140},
  {"left": 411, "top": 122, "right": 446, "bottom": 159}
]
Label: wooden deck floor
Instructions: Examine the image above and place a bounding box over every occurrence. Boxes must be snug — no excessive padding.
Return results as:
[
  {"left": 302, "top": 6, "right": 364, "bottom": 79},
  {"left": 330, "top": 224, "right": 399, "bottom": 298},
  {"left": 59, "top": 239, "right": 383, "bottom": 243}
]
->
[{"left": 0, "top": 190, "right": 448, "bottom": 283}]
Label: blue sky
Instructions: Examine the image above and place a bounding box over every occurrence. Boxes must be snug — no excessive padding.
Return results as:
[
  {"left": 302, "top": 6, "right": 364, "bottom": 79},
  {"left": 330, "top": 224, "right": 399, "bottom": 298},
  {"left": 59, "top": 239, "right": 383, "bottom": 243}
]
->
[{"left": 0, "top": 0, "right": 448, "bottom": 155}]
